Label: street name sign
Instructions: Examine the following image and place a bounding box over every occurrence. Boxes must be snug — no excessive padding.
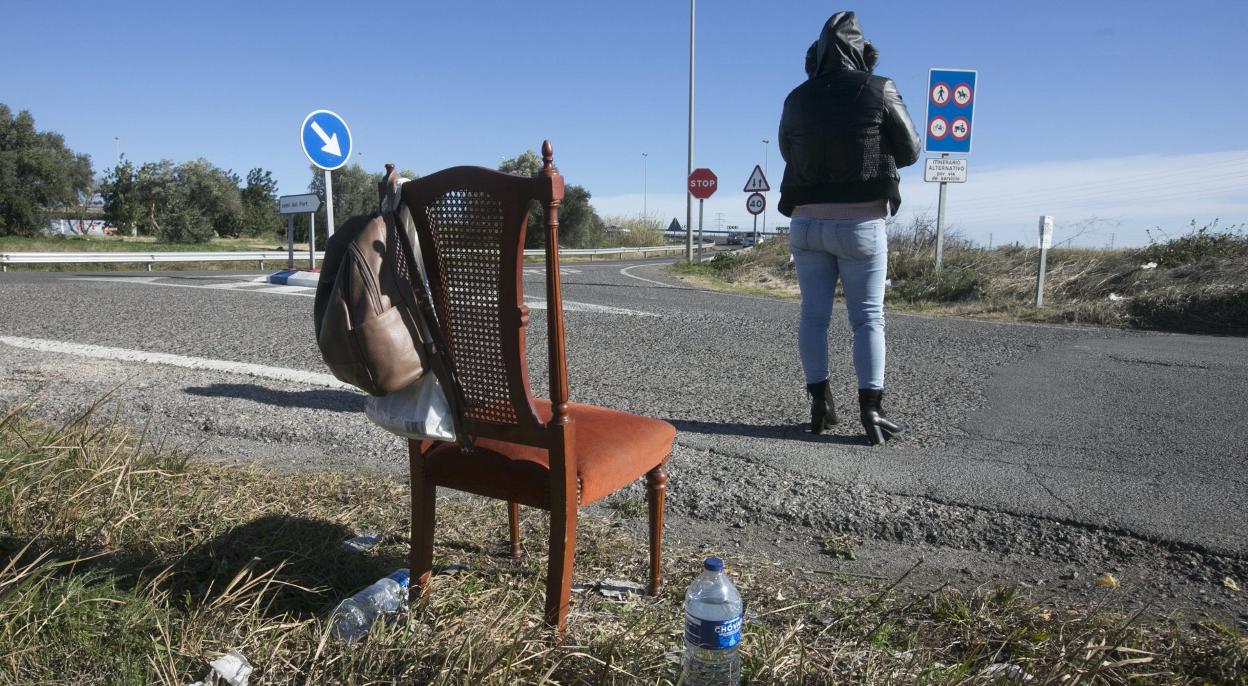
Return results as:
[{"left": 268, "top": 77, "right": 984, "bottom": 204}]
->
[
  {"left": 278, "top": 193, "right": 321, "bottom": 214},
  {"left": 688, "top": 168, "right": 718, "bottom": 199},
  {"left": 743, "top": 165, "right": 770, "bottom": 192},
  {"left": 746, "top": 192, "right": 766, "bottom": 215},
  {"left": 300, "top": 109, "right": 352, "bottom": 171},
  {"left": 925, "top": 69, "right": 977, "bottom": 154},
  {"left": 924, "top": 157, "right": 968, "bottom": 183}
]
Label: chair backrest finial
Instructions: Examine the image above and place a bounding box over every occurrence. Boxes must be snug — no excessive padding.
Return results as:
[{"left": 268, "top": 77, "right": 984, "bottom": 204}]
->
[{"left": 541, "top": 140, "right": 555, "bottom": 175}]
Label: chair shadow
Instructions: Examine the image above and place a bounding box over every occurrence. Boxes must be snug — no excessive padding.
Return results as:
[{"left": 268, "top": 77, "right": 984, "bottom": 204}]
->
[
  {"left": 185, "top": 383, "right": 363, "bottom": 413},
  {"left": 667, "top": 418, "right": 867, "bottom": 446},
  {"left": 166, "top": 514, "right": 405, "bottom": 618},
  {"left": 3, "top": 515, "right": 405, "bottom": 621}
]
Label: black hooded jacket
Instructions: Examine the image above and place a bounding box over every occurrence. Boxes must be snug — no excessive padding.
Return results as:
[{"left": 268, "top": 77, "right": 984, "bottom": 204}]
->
[{"left": 778, "top": 12, "right": 921, "bottom": 217}]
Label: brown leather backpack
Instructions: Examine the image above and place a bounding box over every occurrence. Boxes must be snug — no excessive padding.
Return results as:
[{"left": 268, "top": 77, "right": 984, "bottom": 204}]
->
[{"left": 313, "top": 210, "right": 431, "bottom": 396}]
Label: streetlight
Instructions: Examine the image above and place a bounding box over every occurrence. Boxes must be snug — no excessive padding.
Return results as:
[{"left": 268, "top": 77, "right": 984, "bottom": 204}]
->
[
  {"left": 642, "top": 152, "right": 648, "bottom": 218},
  {"left": 761, "top": 138, "right": 770, "bottom": 235},
  {"left": 114, "top": 136, "right": 120, "bottom": 163}
]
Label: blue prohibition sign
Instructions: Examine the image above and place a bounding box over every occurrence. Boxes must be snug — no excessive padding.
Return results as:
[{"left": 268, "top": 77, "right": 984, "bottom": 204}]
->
[
  {"left": 924, "top": 69, "right": 977, "bottom": 154},
  {"left": 301, "top": 109, "right": 352, "bottom": 170}
]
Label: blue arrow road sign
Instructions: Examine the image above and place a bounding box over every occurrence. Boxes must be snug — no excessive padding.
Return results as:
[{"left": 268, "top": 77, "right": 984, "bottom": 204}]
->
[
  {"left": 924, "top": 69, "right": 977, "bottom": 154},
  {"left": 300, "top": 110, "right": 352, "bottom": 170}
]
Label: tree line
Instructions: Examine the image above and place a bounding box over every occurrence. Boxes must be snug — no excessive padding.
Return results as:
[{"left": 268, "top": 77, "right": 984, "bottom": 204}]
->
[{"left": 2, "top": 103, "right": 616, "bottom": 247}]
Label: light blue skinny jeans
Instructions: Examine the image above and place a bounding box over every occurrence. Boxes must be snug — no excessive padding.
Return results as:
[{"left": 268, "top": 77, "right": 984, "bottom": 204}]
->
[{"left": 790, "top": 216, "right": 888, "bottom": 390}]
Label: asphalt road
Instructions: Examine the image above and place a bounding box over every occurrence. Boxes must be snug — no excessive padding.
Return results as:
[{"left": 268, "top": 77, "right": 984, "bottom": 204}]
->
[{"left": 0, "top": 262, "right": 1244, "bottom": 621}]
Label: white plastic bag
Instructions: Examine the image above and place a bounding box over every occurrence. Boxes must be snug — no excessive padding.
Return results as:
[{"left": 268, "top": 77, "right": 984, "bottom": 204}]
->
[{"left": 365, "top": 373, "right": 455, "bottom": 441}]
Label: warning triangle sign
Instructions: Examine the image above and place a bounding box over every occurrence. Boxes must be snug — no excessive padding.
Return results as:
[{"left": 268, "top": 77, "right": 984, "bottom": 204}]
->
[{"left": 743, "top": 165, "right": 770, "bottom": 192}]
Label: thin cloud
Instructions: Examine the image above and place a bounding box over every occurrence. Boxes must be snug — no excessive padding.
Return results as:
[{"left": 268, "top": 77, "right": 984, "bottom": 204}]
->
[{"left": 594, "top": 151, "right": 1248, "bottom": 247}]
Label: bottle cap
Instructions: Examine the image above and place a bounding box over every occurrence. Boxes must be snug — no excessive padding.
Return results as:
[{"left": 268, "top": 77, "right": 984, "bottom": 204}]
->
[
  {"left": 703, "top": 557, "right": 724, "bottom": 572},
  {"left": 388, "top": 568, "right": 411, "bottom": 588}
]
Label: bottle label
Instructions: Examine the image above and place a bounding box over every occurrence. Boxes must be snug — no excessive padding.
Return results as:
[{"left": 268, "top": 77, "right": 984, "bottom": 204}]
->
[{"left": 685, "top": 613, "right": 742, "bottom": 649}]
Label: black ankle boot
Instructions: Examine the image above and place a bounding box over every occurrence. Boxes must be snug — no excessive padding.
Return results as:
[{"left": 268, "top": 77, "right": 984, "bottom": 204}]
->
[
  {"left": 806, "top": 380, "right": 838, "bottom": 434},
  {"left": 858, "top": 389, "right": 904, "bottom": 445}
]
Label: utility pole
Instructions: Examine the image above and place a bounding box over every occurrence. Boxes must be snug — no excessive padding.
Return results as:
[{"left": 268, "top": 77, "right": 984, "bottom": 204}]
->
[
  {"left": 761, "top": 138, "right": 769, "bottom": 236},
  {"left": 642, "top": 152, "right": 648, "bottom": 218},
  {"left": 685, "top": 0, "right": 695, "bottom": 262}
]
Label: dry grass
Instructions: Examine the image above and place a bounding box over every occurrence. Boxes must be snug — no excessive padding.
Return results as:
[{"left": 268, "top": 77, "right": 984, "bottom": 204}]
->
[
  {"left": 0, "top": 402, "right": 1243, "bottom": 684},
  {"left": 674, "top": 222, "right": 1248, "bottom": 335}
]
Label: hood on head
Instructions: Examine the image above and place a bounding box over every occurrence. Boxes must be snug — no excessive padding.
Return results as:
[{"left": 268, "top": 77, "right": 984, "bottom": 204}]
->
[{"left": 807, "top": 11, "right": 870, "bottom": 77}]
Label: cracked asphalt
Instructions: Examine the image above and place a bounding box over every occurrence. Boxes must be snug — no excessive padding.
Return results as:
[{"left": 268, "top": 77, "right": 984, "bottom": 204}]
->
[{"left": 0, "top": 262, "right": 1244, "bottom": 623}]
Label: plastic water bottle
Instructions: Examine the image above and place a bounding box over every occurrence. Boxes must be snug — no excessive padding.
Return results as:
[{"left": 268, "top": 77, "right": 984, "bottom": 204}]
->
[
  {"left": 683, "top": 557, "right": 743, "bottom": 685},
  {"left": 330, "top": 568, "right": 410, "bottom": 642}
]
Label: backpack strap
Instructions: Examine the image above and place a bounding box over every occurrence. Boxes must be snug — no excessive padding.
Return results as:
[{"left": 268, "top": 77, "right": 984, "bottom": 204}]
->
[{"left": 380, "top": 204, "right": 474, "bottom": 453}]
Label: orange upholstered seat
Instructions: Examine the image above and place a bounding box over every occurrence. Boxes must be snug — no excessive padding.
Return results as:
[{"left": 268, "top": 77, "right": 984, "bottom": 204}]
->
[{"left": 427, "top": 401, "right": 676, "bottom": 508}]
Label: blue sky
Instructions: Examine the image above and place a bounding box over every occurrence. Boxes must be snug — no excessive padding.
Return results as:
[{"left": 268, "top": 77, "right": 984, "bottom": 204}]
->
[{"left": 3, "top": 0, "right": 1246, "bottom": 247}]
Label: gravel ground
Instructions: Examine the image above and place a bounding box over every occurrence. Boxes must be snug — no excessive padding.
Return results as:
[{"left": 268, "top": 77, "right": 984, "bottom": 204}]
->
[{"left": 0, "top": 266, "right": 1244, "bottom": 625}]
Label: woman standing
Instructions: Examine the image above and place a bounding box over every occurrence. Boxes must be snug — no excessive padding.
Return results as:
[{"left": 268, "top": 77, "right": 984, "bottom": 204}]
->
[{"left": 777, "top": 11, "right": 920, "bottom": 445}]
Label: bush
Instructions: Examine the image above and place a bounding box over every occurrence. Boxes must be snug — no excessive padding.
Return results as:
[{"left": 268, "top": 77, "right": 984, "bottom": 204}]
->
[
  {"left": 1128, "top": 285, "right": 1248, "bottom": 335},
  {"left": 157, "top": 199, "right": 213, "bottom": 244},
  {"left": 601, "top": 215, "right": 666, "bottom": 247},
  {"left": 1138, "top": 221, "right": 1248, "bottom": 268},
  {"left": 890, "top": 266, "right": 984, "bottom": 303}
]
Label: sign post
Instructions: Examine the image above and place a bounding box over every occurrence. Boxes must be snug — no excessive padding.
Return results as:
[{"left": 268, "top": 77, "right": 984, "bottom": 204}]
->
[
  {"left": 924, "top": 69, "right": 977, "bottom": 270},
  {"left": 687, "top": 168, "right": 718, "bottom": 261},
  {"left": 279, "top": 193, "right": 321, "bottom": 269},
  {"left": 746, "top": 192, "right": 765, "bottom": 246},
  {"left": 300, "top": 110, "right": 352, "bottom": 241},
  {"left": 743, "top": 165, "right": 770, "bottom": 247},
  {"left": 1036, "top": 216, "right": 1053, "bottom": 307}
]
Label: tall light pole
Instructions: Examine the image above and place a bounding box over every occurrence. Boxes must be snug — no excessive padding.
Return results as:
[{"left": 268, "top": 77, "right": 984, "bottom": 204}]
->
[
  {"left": 761, "top": 138, "right": 769, "bottom": 236},
  {"left": 685, "top": 0, "right": 695, "bottom": 262},
  {"left": 114, "top": 136, "right": 120, "bottom": 163},
  {"left": 642, "top": 152, "right": 648, "bottom": 218}
]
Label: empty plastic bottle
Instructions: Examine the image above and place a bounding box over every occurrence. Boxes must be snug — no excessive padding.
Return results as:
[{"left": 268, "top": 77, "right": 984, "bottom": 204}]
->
[
  {"left": 330, "top": 568, "right": 410, "bottom": 642},
  {"left": 682, "top": 557, "right": 743, "bottom": 685}
]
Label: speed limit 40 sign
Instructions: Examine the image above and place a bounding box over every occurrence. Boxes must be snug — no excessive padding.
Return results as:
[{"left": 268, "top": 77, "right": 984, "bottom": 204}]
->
[{"left": 746, "top": 192, "right": 766, "bottom": 215}]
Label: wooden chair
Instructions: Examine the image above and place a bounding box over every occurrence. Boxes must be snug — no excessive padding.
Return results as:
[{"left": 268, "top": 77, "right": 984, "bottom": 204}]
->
[{"left": 399, "top": 141, "right": 675, "bottom": 636}]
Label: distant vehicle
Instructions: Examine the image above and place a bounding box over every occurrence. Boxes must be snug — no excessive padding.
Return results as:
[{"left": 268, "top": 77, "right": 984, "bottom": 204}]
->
[{"left": 726, "top": 231, "right": 742, "bottom": 245}]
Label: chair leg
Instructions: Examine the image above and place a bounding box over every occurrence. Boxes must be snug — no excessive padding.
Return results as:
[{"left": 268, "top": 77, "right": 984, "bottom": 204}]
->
[
  {"left": 508, "top": 502, "right": 523, "bottom": 559},
  {"left": 544, "top": 496, "right": 578, "bottom": 636},
  {"left": 646, "top": 464, "right": 667, "bottom": 596},
  {"left": 408, "top": 440, "right": 435, "bottom": 603}
]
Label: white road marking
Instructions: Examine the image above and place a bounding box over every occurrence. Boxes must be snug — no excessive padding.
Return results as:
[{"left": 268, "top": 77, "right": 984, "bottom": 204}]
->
[
  {"left": 64, "top": 275, "right": 654, "bottom": 316},
  {"left": 68, "top": 276, "right": 314, "bottom": 297},
  {"left": 523, "top": 267, "right": 582, "bottom": 275},
  {"left": 523, "top": 297, "right": 657, "bottom": 317},
  {"left": 620, "top": 264, "right": 676, "bottom": 288},
  {"left": 0, "top": 335, "right": 354, "bottom": 389}
]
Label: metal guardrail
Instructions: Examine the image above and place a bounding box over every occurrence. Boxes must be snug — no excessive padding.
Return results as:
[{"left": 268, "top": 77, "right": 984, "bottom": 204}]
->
[
  {"left": 0, "top": 244, "right": 694, "bottom": 271},
  {"left": 0, "top": 251, "right": 322, "bottom": 272}
]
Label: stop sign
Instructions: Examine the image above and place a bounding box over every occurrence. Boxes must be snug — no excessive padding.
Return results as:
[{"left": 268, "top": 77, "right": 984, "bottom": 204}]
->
[{"left": 688, "top": 168, "right": 718, "bottom": 199}]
